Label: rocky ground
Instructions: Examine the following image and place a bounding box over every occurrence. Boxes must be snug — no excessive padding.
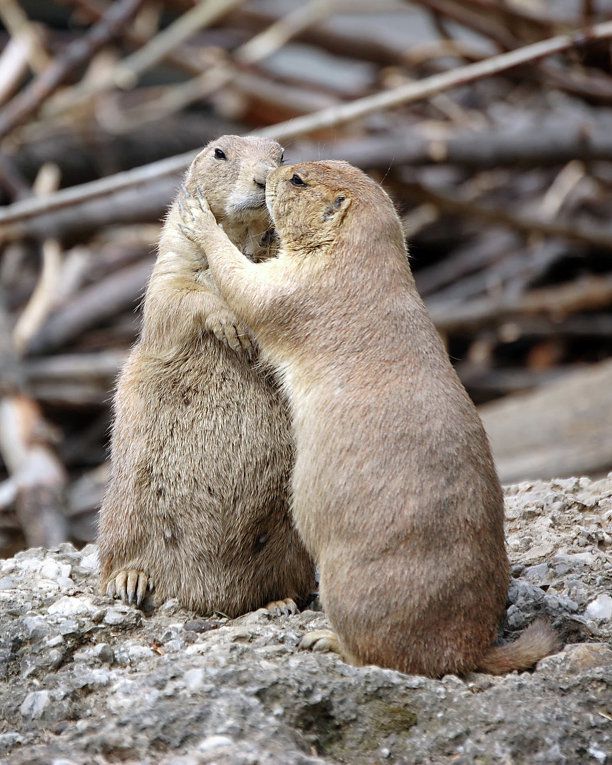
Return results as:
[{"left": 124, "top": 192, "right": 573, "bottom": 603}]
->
[{"left": 0, "top": 477, "right": 610, "bottom": 765}]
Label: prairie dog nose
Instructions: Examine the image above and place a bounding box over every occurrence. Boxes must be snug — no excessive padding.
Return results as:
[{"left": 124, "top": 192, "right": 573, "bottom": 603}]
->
[{"left": 253, "top": 162, "right": 274, "bottom": 189}]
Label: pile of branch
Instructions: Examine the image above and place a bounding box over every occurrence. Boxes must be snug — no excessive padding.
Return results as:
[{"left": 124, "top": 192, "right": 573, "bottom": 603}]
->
[{"left": 1, "top": 0, "right": 612, "bottom": 554}]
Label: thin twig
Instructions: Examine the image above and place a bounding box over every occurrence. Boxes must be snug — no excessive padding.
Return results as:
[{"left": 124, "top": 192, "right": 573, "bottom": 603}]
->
[
  {"left": 0, "top": 0, "right": 51, "bottom": 74},
  {"left": 0, "top": 36, "right": 33, "bottom": 107}
]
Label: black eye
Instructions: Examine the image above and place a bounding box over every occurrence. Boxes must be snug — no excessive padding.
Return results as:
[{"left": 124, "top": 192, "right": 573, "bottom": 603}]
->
[
  {"left": 280, "top": 150, "right": 285, "bottom": 163},
  {"left": 214, "top": 148, "right": 226, "bottom": 160},
  {"left": 291, "top": 173, "right": 306, "bottom": 186}
]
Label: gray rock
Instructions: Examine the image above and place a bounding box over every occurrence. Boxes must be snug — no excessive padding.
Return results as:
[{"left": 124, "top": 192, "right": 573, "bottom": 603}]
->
[{"left": 1, "top": 477, "right": 611, "bottom": 763}]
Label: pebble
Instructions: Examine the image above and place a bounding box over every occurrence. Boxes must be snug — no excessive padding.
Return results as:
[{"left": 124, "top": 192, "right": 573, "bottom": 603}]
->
[
  {"left": 196, "top": 735, "right": 233, "bottom": 752},
  {"left": 586, "top": 594, "right": 612, "bottom": 621},
  {"left": 523, "top": 563, "right": 550, "bottom": 583},
  {"left": 47, "top": 596, "right": 94, "bottom": 618},
  {"left": 127, "top": 644, "right": 154, "bottom": 662},
  {"left": 0, "top": 733, "right": 24, "bottom": 752},
  {"left": 20, "top": 690, "right": 51, "bottom": 720},
  {"left": 40, "top": 560, "right": 72, "bottom": 582},
  {"left": 104, "top": 608, "right": 129, "bottom": 626},
  {"left": 22, "top": 615, "right": 49, "bottom": 640},
  {"left": 184, "top": 618, "right": 218, "bottom": 633},
  {"left": 0, "top": 576, "right": 16, "bottom": 590},
  {"left": 59, "top": 619, "right": 79, "bottom": 636},
  {"left": 79, "top": 549, "right": 99, "bottom": 572},
  {"left": 102, "top": 606, "right": 142, "bottom": 628}
]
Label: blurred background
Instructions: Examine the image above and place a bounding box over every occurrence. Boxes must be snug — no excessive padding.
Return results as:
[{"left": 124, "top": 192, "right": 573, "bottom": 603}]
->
[{"left": 0, "top": 0, "right": 611, "bottom": 557}]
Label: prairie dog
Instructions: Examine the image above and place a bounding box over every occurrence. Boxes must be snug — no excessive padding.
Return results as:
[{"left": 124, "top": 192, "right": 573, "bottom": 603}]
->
[
  {"left": 97, "top": 136, "right": 315, "bottom": 617},
  {"left": 179, "top": 160, "right": 560, "bottom": 676}
]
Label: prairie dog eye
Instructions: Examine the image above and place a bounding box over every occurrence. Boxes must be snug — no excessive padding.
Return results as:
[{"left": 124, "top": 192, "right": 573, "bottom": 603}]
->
[
  {"left": 290, "top": 173, "right": 306, "bottom": 187},
  {"left": 214, "top": 148, "right": 227, "bottom": 160},
  {"left": 280, "top": 150, "right": 285, "bottom": 163}
]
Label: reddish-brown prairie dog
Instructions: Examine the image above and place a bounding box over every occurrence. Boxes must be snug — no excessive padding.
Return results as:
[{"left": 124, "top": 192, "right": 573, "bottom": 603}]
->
[
  {"left": 97, "top": 136, "right": 315, "bottom": 617},
  {"left": 179, "top": 159, "right": 560, "bottom": 676}
]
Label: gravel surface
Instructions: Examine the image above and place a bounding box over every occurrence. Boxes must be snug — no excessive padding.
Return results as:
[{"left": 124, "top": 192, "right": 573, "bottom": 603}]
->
[{"left": 0, "top": 476, "right": 610, "bottom": 764}]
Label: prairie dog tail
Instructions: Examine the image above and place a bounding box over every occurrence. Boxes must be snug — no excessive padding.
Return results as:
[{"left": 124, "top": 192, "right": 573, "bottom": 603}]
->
[{"left": 478, "top": 619, "right": 561, "bottom": 675}]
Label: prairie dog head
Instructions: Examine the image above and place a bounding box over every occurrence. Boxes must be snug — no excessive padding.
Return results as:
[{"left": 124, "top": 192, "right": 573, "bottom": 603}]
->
[
  {"left": 186, "top": 135, "right": 284, "bottom": 223},
  {"left": 266, "top": 160, "right": 403, "bottom": 259},
  {"left": 265, "top": 161, "right": 353, "bottom": 252}
]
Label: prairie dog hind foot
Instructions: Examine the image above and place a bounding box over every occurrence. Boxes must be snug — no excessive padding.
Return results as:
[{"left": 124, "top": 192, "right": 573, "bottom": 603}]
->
[
  {"left": 300, "top": 629, "right": 341, "bottom": 654},
  {"left": 105, "top": 570, "right": 153, "bottom": 606},
  {"left": 264, "top": 598, "right": 299, "bottom": 616}
]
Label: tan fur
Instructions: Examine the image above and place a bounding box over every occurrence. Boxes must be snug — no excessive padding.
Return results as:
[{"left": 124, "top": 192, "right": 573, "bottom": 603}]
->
[
  {"left": 97, "top": 136, "right": 315, "bottom": 616},
  {"left": 181, "top": 159, "right": 560, "bottom": 676}
]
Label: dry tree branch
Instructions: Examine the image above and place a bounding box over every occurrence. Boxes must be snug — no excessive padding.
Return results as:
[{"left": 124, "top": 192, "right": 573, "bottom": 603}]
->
[
  {"left": 112, "top": 0, "right": 246, "bottom": 89},
  {"left": 0, "top": 0, "right": 146, "bottom": 142},
  {"left": 0, "top": 35, "right": 34, "bottom": 107},
  {"left": 235, "top": 0, "right": 333, "bottom": 65},
  {"left": 407, "top": 0, "right": 518, "bottom": 50},
  {"left": 1, "top": 20, "right": 612, "bottom": 239},
  {"left": 254, "top": 21, "right": 612, "bottom": 142}
]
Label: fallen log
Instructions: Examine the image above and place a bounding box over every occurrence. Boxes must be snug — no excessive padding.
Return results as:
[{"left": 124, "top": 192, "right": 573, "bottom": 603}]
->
[{"left": 481, "top": 360, "right": 612, "bottom": 482}]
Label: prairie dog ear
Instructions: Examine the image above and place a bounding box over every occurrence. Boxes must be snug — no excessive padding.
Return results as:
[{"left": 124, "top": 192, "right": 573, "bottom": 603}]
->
[{"left": 322, "top": 193, "right": 351, "bottom": 222}]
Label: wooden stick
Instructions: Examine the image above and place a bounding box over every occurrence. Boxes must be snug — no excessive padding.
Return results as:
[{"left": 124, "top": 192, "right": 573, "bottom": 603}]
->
[{"left": 13, "top": 163, "right": 63, "bottom": 353}]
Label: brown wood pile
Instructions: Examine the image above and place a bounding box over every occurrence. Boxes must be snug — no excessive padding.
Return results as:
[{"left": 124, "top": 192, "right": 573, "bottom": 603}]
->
[{"left": 1, "top": 0, "right": 611, "bottom": 556}]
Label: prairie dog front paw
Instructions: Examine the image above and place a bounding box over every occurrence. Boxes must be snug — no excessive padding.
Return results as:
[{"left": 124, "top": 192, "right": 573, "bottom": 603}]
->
[
  {"left": 205, "top": 308, "right": 255, "bottom": 358},
  {"left": 177, "top": 185, "right": 216, "bottom": 245}
]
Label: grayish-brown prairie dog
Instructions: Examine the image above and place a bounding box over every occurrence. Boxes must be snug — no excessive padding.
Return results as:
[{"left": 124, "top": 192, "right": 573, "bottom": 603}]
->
[
  {"left": 180, "top": 159, "right": 560, "bottom": 676},
  {"left": 97, "top": 136, "right": 315, "bottom": 616}
]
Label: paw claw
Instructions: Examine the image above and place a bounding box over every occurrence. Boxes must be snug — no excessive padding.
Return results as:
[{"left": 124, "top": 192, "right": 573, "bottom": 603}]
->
[{"left": 115, "top": 571, "right": 128, "bottom": 602}]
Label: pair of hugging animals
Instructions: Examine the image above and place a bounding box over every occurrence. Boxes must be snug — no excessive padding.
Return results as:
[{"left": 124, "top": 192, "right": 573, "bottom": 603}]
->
[{"left": 97, "top": 135, "right": 559, "bottom": 678}]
